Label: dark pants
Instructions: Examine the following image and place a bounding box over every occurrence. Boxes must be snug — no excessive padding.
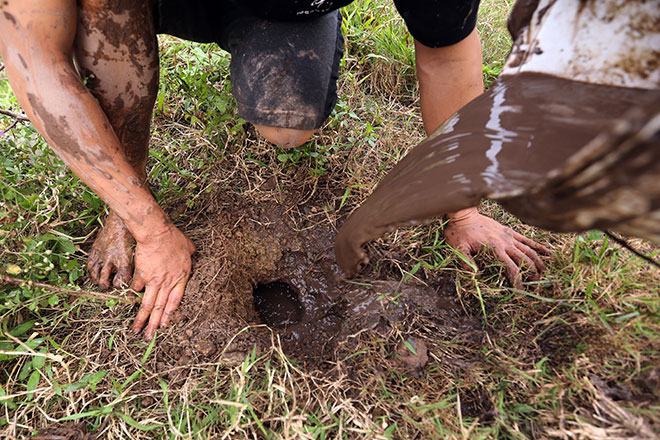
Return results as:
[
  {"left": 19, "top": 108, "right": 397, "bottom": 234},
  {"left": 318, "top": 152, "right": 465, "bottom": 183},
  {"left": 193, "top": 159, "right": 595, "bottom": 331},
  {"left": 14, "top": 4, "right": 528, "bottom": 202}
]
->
[{"left": 155, "top": 1, "right": 344, "bottom": 130}]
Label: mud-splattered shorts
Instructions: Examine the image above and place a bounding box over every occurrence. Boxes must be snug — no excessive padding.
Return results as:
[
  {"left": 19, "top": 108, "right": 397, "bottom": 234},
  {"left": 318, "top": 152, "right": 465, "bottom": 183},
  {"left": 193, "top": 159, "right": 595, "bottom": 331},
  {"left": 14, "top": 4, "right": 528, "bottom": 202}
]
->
[{"left": 155, "top": 1, "right": 343, "bottom": 130}]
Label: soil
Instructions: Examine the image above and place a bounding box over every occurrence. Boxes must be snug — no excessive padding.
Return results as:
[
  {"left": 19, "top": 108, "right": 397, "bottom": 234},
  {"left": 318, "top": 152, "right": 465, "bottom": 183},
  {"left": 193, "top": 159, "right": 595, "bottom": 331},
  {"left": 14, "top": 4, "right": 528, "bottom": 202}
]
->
[
  {"left": 160, "top": 178, "right": 482, "bottom": 367},
  {"left": 34, "top": 422, "right": 94, "bottom": 440}
]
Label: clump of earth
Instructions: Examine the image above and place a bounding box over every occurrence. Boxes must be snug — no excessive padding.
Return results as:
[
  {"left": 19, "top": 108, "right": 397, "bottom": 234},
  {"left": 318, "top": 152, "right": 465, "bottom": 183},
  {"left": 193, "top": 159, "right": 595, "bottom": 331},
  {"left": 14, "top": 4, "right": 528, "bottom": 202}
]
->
[{"left": 159, "top": 183, "right": 483, "bottom": 369}]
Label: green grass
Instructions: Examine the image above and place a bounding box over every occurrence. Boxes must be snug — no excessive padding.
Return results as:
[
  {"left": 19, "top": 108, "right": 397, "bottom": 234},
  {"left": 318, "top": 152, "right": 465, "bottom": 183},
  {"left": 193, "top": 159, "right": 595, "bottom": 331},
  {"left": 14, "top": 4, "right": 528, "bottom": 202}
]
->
[{"left": 1, "top": 0, "right": 659, "bottom": 438}]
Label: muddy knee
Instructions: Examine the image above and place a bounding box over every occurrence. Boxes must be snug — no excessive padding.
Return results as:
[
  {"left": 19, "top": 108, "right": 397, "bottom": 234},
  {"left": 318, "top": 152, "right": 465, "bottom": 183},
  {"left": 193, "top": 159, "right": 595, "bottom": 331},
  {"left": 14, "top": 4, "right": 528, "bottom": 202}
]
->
[{"left": 255, "top": 125, "right": 315, "bottom": 149}]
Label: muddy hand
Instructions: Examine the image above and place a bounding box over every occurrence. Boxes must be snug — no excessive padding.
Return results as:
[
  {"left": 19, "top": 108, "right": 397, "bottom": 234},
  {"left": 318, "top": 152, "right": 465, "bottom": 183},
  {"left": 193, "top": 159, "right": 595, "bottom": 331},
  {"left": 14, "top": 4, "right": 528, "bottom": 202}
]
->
[
  {"left": 335, "top": 219, "right": 370, "bottom": 277},
  {"left": 445, "top": 208, "right": 551, "bottom": 289},
  {"left": 88, "top": 211, "right": 135, "bottom": 289},
  {"left": 130, "top": 226, "right": 195, "bottom": 340}
]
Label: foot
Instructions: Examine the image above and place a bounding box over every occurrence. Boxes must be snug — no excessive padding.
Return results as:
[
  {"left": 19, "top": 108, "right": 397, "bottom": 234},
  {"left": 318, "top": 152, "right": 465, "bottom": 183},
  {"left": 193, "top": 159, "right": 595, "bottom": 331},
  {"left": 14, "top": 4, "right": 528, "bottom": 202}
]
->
[{"left": 88, "top": 211, "right": 135, "bottom": 289}]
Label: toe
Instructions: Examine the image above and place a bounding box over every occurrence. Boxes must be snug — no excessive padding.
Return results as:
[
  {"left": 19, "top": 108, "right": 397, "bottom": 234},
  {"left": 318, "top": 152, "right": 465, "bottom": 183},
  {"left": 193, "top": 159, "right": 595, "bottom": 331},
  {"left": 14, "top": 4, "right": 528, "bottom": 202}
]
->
[
  {"left": 113, "top": 264, "right": 133, "bottom": 289},
  {"left": 88, "top": 257, "right": 103, "bottom": 287},
  {"left": 98, "top": 262, "right": 113, "bottom": 290}
]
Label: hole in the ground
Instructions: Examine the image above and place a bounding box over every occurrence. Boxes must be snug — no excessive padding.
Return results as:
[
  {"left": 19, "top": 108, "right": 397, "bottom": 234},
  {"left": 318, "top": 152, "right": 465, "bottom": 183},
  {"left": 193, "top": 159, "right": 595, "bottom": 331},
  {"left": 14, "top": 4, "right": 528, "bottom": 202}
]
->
[{"left": 253, "top": 281, "right": 304, "bottom": 328}]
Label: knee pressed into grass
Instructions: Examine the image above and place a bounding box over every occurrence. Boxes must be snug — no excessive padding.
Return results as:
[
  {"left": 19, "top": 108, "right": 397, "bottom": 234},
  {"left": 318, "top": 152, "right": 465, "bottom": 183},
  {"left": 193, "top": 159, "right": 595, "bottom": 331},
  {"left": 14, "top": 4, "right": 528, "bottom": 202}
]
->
[{"left": 255, "top": 125, "right": 316, "bottom": 149}]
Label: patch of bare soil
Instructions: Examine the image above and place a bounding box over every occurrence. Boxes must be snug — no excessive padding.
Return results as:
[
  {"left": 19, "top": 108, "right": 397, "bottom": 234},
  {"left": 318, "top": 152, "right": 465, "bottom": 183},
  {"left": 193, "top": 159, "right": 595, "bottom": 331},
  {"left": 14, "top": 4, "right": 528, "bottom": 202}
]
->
[
  {"left": 34, "top": 422, "right": 94, "bottom": 440},
  {"left": 162, "top": 181, "right": 482, "bottom": 369}
]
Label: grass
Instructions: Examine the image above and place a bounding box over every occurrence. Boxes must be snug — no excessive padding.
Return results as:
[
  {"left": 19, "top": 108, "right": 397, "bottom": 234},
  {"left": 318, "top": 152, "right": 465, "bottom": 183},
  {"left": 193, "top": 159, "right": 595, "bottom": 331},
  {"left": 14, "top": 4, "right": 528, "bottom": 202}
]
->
[{"left": 1, "top": 0, "right": 659, "bottom": 438}]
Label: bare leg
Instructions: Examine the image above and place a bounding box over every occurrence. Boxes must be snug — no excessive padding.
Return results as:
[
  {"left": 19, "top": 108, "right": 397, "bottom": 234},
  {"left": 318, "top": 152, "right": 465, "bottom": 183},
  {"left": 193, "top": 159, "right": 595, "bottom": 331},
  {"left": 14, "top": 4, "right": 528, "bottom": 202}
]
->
[{"left": 74, "top": 1, "right": 159, "bottom": 289}]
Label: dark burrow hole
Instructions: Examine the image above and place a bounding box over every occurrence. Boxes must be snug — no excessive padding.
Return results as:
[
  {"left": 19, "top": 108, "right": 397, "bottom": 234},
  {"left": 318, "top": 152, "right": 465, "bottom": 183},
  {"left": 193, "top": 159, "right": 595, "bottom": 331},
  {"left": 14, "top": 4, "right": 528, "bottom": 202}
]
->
[{"left": 253, "top": 281, "right": 304, "bottom": 328}]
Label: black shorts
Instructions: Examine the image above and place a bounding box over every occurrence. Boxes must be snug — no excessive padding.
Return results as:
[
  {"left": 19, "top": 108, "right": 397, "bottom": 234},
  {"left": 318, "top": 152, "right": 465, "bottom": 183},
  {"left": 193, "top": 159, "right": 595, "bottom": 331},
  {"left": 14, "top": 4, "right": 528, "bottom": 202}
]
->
[
  {"left": 155, "top": 1, "right": 343, "bottom": 130},
  {"left": 222, "top": 0, "right": 480, "bottom": 47}
]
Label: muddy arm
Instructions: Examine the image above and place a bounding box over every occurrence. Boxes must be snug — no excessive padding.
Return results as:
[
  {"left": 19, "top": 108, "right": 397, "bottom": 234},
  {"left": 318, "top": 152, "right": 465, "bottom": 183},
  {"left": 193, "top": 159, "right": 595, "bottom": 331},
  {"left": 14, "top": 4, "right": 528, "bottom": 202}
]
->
[
  {"left": 336, "top": 30, "right": 550, "bottom": 284},
  {"left": 0, "top": 1, "right": 167, "bottom": 241},
  {"left": 415, "top": 32, "right": 549, "bottom": 287},
  {"left": 0, "top": 0, "right": 194, "bottom": 338}
]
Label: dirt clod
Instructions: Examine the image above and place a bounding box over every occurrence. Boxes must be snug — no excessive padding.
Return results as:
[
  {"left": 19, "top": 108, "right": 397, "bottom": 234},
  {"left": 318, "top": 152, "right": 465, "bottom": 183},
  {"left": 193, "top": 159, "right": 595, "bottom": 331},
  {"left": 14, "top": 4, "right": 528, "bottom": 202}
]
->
[
  {"left": 194, "top": 340, "right": 217, "bottom": 357},
  {"left": 393, "top": 337, "right": 429, "bottom": 373}
]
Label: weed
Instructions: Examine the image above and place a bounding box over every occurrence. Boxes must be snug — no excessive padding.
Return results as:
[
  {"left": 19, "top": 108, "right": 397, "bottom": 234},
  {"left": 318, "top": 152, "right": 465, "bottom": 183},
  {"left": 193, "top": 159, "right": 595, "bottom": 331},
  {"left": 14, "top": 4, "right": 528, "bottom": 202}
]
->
[{"left": 1, "top": 1, "right": 658, "bottom": 439}]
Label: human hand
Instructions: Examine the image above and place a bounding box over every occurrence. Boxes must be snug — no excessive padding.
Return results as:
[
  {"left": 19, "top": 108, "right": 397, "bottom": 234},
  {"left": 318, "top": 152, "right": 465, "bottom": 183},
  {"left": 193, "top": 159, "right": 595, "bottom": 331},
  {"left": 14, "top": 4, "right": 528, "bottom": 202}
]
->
[
  {"left": 335, "top": 217, "right": 371, "bottom": 277},
  {"left": 445, "top": 208, "right": 551, "bottom": 289},
  {"left": 130, "top": 225, "right": 195, "bottom": 339}
]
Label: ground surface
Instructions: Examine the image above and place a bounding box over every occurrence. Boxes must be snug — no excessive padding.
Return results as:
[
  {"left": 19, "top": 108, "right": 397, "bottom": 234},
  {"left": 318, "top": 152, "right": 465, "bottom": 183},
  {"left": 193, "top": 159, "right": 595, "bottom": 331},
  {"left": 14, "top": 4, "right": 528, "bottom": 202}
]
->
[{"left": 1, "top": 1, "right": 659, "bottom": 439}]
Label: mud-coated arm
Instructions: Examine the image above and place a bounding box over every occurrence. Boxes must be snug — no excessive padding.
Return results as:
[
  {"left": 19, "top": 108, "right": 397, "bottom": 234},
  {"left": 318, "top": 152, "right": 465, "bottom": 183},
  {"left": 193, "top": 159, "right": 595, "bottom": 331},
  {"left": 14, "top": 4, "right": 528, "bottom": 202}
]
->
[
  {"left": 413, "top": 30, "right": 550, "bottom": 288},
  {"left": 336, "top": 29, "right": 550, "bottom": 287},
  {"left": 0, "top": 0, "right": 194, "bottom": 338}
]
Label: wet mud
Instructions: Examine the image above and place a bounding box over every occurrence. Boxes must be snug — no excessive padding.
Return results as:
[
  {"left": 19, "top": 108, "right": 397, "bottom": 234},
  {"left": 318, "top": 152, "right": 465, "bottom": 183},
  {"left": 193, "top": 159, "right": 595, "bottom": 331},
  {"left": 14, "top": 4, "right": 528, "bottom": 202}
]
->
[
  {"left": 336, "top": 73, "right": 660, "bottom": 276},
  {"left": 165, "top": 195, "right": 481, "bottom": 364}
]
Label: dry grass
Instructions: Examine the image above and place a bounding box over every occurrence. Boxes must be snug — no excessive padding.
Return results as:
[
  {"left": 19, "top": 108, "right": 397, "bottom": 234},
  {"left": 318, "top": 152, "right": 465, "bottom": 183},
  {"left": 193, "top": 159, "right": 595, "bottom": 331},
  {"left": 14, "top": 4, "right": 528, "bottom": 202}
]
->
[{"left": 1, "top": 0, "right": 659, "bottom": 439}]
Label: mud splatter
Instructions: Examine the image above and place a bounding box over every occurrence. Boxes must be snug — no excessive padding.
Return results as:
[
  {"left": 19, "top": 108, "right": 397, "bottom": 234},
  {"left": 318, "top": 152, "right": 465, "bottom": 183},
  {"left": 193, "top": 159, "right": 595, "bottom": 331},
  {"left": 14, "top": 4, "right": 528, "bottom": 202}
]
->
[{"left": 2, "top": 11, "right": 16, "bottom": 26}]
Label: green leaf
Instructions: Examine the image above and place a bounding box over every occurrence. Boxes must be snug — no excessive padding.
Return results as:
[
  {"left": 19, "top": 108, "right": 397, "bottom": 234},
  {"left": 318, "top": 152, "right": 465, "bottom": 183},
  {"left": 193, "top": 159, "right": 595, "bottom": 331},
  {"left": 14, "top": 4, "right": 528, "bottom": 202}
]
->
[
  {"left": 59, "top": 410, "right": 101, "bottom": 421},
  {"left": 120, "top": 369, "right": 142, "bottom": 391},
  {"left": 48, "top": 295, "right": 60, "bottom": 306},
  {"left": 117, "top": 412, "right": 163, "bottom": 431},
  {"left": 27, "top": 370, "right": 40, "bottom": 398},
  {"left": 88, "top": 370, "right": 106, "bottom": 385},
  {"left": 65, "top": 382, "right": 88, "bottom": 393},
  {"left": 69, "top": 268, "right": 82, "bottom": 283},
  {"left": 9, "top": 320, "right": 35, "bottom": 337},
  {"left": 17, "top": 361, "right": 33, "bottom": 380},
  {"left": 141, "top": 333, "right": 157, "bottom": 365},
  {"left": 403, "top": 340, "right": 417, "bottom": 356},
  {"left": 586, "top": 230, "right": 604, "bottom": 241},
  {"left": 32, "top": 354, "right": 46, "bottom": 370},
  {"left": 57, "top": 237, "right": 76, "bottom": 254}
]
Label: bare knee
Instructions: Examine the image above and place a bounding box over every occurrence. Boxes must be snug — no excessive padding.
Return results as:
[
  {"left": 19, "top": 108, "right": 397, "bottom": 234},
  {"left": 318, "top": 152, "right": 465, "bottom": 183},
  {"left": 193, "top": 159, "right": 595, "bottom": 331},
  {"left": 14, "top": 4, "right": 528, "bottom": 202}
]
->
[{"left": 255, "top": 125, "right": 315, "bottom": 149}]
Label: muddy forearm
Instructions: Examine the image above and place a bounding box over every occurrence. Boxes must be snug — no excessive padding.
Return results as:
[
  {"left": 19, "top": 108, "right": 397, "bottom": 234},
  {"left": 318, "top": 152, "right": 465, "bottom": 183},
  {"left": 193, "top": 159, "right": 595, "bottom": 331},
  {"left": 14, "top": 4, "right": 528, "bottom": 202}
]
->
[{"left": 3, "top": 58, "right": 168, "bottom": 243}]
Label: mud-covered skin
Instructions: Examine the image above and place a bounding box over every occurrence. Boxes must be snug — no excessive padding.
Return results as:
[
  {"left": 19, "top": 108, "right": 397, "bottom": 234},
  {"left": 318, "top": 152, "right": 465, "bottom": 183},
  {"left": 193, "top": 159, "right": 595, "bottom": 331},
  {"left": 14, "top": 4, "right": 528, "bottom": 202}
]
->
[
  {"left": 87, "top": 212, "right": 135, "bottom": 289},
  {"left": 0, "top": 0, "right": 194, "bottom": 340},
  {"left": 73, "top": 0, "right": 159, "bottom": 289},
  {"left": 411, "top": 34, "right": 551, "bottom": 288},
  {"left": 443, "top": 211, "right": 551, "bottom": 289},
  {"left": 335, "top": 73, "right": 660, "bottom": 279}
]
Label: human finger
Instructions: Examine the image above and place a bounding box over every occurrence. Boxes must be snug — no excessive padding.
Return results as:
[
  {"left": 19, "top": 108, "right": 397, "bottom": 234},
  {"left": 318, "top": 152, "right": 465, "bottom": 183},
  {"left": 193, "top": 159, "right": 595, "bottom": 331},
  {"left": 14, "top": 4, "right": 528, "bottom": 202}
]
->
[
  {"left": 144, "top": 285, "right": 170, "bottom": 340},
  {"left": 515, "top": 241, "right": 546, "bottom": 275},
  {"left": 131, "top": 282, "right": 158, "bottom": 334},
  {"left": 506, "top": 247, "right": 539, "bottom": 281},
  {"left": 512, "top": 231, "right": 551, "bottom": 255},
  {"left": 160, "top": 281, "right": 187, "bottom": 328},
  {"left": 113, "top": 264, "right": 132, "bottom": 289},
  {"left": 131, "top": 270, "right": 146, "bottom": 292},
  {"left": 495, "top": 249, "right": 522, "bottom": 289},
  {"left": 453, "top": 244, "right": 478, "bottom": 273},
  {"left": 88, "top": 254, "right": 103, "bottom": 288}
]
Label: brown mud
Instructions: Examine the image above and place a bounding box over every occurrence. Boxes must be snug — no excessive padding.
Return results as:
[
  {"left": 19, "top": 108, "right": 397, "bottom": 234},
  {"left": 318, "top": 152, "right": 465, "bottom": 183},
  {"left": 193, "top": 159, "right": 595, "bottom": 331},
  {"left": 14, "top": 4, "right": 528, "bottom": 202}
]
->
[
  {"left": 336, "top": 73, "right": 660, "bottom": 276},
  {"left": 164, "top": 193, "right": 482, "bottom": 365}
]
